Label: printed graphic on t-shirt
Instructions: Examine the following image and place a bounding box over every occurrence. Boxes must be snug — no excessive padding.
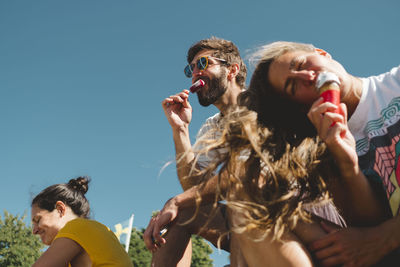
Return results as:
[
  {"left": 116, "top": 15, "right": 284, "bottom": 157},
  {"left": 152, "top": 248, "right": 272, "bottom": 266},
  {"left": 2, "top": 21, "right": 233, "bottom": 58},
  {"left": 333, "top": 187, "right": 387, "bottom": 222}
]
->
[
  {"left": 356, "top": 97, "right": 400, "bottom": 216},
  {"left": 371, "top": 135, "right": 400, "bottom": 215}
]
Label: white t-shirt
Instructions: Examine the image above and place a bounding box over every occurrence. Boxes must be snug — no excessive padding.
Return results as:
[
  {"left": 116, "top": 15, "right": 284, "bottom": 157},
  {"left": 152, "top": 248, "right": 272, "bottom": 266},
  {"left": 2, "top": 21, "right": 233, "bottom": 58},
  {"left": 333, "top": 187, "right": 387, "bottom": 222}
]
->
[
  {"left": 348, "top": 65, "right": 400, "bottom": 215},
  {"left": 194, "top": 113, "right": 225, "bottom": 169}
]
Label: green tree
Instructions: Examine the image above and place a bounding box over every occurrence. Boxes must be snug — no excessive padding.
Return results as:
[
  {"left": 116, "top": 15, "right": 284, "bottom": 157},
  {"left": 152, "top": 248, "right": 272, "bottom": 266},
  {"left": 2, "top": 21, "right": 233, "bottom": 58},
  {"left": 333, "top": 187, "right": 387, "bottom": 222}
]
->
[
  {"left": 128, "top": 227, "right": 152, "bottom": 267},
  {"left": 0, "top": 210, "right": 43, "bottom": 267},
  {"left": 127, "top": 228, "right": 213, "bottom": 267},
  {"left": 191, "top": 234, "right": 213, "bottom": 267}
]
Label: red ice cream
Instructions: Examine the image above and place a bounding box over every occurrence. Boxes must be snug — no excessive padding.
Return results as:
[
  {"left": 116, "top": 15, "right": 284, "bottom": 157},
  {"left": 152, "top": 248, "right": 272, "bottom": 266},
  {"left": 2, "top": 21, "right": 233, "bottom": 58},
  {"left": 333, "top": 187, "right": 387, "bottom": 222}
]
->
[{"left": 316, "top": 72, "right": 341, "bottom": 114}]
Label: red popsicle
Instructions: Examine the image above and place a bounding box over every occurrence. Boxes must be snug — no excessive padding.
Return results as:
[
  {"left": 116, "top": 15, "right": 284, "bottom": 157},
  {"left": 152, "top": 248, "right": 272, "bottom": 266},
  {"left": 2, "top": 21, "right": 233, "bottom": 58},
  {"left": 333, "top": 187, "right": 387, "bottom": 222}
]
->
[{"left": 190, "top": 79, "right": 205, "bottom": 93}]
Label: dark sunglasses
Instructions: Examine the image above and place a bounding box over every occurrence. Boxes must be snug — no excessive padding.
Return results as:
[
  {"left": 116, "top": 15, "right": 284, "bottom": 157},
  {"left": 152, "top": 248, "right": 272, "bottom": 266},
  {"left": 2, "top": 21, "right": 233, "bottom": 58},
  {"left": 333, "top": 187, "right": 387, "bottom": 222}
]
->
[{"left": 184, "top": 56, "right": 228, "bottom": 78}]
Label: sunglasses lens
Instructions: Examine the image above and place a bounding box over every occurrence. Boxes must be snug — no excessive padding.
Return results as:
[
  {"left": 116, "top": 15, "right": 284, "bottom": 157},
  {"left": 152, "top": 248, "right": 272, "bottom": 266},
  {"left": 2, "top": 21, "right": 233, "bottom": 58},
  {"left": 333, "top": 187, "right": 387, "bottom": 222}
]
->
[
  {"left": 197, "top": 57, "right": 208, "bottom": 70},
  {"left": 184, "top": 65, "right": 193, "bottom": 78},
  {"left": 184, "top": 57, "right": 208, "bottom": 78}
]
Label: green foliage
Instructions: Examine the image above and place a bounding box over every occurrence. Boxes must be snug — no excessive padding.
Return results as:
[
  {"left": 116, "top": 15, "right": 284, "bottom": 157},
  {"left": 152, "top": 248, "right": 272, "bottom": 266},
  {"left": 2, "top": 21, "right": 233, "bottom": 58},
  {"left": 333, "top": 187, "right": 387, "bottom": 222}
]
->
[
  {"left": 191, "top": 234, "right": 213, "bottom": 267},
  {"left": 127, "top": 228, "right": 213, "bottom": 267},
  {"left": 0, "top": 210, "right": 43, "bottom": 267},
  {"left": 128, "top": 228, "right": 152, "bottom": 267}
]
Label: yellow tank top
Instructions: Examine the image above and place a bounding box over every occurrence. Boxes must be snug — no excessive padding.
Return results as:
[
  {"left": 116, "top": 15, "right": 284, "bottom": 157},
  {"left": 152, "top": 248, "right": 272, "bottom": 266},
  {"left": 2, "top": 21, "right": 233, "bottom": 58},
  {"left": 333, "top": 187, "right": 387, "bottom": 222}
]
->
[{"left": 55, "top": 218, "right": 133, "bottom": 267}]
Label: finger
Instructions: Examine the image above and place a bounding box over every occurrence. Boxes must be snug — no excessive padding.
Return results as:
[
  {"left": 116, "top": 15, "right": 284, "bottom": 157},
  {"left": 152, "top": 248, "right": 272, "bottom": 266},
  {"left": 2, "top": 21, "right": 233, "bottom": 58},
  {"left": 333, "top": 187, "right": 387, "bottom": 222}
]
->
[
  {"left": 322, "top": 111, "right": 347, "bottom": 142},
  {"left": 314, "top": 244, "right": 341, "bottom": 261},
  {"left": 182, "top": 97, "right": 191, "bottom": 109},
  {"left": 320, "top": 254, "right": 346, "bottom": 267},
  {"left": 307, "top": 100, "right": 336, "bottom": 128},
  {"left": 144, "top": 219, "right": 157, "bottom": 250},
  {"left": 153, "top": 228, "right": 167, "bottom": 246},
  {"left": 152, "top": 218, "right": 166, "bottom": 246},
  {"left": 307, "top": 98, "right": 324, "bottom": 123},
  {"left": 162, "top": 97, "right": 186, "bottom": 111},
  {"left": 320, "top": 221, "right": 339, "bottom": 234},
  {"left": 161, "top": 98, "right": 174, "bottom": 107},
  {"left": 331, "top": 121, "right": 348, "bottom": 140},
  {"left": 321, "top": 113, "right": 341, "bottom": 137},
  {"left": 177, "top": 91, "right": 189, "bottom": 98},
  {"left": 340, "top": 103, "right": 348, "bottom": 126},
  {"left": 169, "top": 95, "right": 185, "bottom": 103},
  {"left": 320, "top": 114, "right": 335, "bottom": 139},
  {"left": 144, "top": 235, "right": 156, "bottom": 251},
  {"left": 310, "top": 98, "right": 337, "bottom": 115},
  {"left": 310, "top": 97, "right": 324, "bottom": 109},
  {"left": 323, "top": 111, "right": 344, "bottom": 123},
  {"left": 309, "top": 234, "right": 335, "bottom": 251}
]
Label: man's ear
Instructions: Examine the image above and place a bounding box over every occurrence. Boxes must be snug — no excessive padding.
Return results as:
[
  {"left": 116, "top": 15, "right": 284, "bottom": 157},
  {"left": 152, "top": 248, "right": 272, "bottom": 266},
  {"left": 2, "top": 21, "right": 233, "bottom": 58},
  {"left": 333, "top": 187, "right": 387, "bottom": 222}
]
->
[
  {"left": 55, "top": 201, "right": 66, "bottom": 217},
  {"left": 228, "top": 63, "right": 240, "bottom": 81},
  {"left": 315, "top": 48, "right": 332, "bottom": 59}
]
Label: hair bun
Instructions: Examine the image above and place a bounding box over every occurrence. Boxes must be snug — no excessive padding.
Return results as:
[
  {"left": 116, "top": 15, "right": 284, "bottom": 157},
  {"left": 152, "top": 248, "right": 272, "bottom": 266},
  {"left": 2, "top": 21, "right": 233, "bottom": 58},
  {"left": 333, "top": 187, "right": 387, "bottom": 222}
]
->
[{"left": 67, "top": 176, "right": 90, "bottom": 194}]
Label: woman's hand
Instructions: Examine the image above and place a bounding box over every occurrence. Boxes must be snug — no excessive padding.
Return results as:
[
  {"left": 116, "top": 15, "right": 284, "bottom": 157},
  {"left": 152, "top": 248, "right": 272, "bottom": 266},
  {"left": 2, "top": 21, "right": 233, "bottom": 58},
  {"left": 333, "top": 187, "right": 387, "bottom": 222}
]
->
[{"left": 307, "top": 98, "right": 358, "bottom": 177}]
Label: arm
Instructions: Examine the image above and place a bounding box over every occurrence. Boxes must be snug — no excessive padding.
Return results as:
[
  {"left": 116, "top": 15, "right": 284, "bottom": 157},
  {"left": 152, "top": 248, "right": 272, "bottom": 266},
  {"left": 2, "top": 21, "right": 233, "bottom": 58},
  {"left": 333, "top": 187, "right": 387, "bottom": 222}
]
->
[
  {"left": 32, "top": 237, "right": 84, "bottom": 267},
  {"left": 307, "top": 100, "right": 387, "bottom": 224},
  {"left": 143, "top": 172, "right": 226, "bottom": 251},
  {"left": 161, "top": 90, "right": 200, "bottom": 190},
  {"left": 309, "top": 214, "right": 400, "bottom": 267}
]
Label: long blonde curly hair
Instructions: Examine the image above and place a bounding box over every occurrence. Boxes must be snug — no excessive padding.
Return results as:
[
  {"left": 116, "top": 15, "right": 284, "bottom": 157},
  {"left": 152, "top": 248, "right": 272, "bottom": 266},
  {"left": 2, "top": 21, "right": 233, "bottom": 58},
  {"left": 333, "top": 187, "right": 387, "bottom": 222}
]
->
[{"left": 184, "top": 42, "right": 340, "bottom": 241}]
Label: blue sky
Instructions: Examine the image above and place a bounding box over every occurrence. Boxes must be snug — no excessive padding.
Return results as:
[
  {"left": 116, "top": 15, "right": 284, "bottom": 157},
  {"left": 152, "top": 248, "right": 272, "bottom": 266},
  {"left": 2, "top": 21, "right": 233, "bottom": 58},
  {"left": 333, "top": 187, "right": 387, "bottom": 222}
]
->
[{"left": 1, "top": 0, "right": 399, "bottom": 266}]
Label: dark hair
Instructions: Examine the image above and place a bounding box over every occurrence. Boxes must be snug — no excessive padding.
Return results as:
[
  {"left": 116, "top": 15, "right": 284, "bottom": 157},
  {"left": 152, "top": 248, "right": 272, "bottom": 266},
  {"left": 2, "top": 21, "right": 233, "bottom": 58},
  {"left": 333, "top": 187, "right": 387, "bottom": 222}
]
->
[
  {"left": 239, "top": 41, "right": 318, "bottom": 146},
  {"left": 239, "top": 58, "right": 316, "bottom": 149},
  {"left": 32, "top": 176, "right": 91, "bottom": 218},
  {"left": 187, "top": 36, "right": 247, "bottom": 88}
]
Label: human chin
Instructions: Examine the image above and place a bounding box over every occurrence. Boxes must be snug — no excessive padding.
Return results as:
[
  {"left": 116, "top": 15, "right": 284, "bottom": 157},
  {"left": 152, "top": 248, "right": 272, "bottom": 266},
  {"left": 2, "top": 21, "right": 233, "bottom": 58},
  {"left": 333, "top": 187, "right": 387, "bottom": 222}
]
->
[
  {"left": 198, "top": 76, "right": 226, "bottom": 106},
  {"left": 42, "top": 229, "right": 58, "bottom": 245},
  {"left": 197, "top": 94, "right": 214, "bottom": 106},
  {"left": 197, "top": 87, "right": 224, "bottom": 106},
  {"left": 197, "top": 84, "right": 217, "bottom": 106}
]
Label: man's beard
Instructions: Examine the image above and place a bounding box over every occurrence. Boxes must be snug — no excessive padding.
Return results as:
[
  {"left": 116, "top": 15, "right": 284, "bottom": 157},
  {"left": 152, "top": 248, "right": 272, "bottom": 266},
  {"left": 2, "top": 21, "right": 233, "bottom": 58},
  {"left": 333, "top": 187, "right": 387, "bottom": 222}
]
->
[{"left": 197, "top": 72, "right": 228, "bottom": 107}]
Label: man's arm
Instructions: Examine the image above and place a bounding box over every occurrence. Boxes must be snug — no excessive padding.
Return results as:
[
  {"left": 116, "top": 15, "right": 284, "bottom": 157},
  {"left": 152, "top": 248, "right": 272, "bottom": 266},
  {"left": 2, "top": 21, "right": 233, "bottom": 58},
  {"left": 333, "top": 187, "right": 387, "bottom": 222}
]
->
[
  {"left": 172, "top": 123, "right": 198, "bottom": 190},
  {"left": 161, "top": 89, "right": 201, "bottom": 190},
  {"left": 143, "top": 172, "right": 226, "bottom": 251},
  {"left": 309, "top": 215, "right": 400, "bottom": 267}
]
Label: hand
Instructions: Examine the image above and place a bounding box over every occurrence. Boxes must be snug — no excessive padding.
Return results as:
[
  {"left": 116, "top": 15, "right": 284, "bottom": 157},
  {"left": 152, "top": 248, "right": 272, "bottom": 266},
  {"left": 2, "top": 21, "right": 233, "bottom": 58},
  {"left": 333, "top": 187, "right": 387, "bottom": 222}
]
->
[
  {"left": 309, "top": 222, "right": 387, "bottom": 267},
  {"left": 161, "top": 90, "right": 192, "bottom": 130},
  {"left": 307, "top": 99, "right": 358, "bottom": 176},
  {"left": 143, "top": 198, "right": 179, "bottom": 252}
]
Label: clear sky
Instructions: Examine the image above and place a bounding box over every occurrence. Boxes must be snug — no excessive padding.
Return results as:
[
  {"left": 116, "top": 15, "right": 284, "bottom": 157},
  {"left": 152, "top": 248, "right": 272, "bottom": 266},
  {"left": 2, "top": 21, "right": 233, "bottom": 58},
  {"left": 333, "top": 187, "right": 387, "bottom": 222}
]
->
[{"left": 1, "top": 0, "right": 399, "bottom": 266}]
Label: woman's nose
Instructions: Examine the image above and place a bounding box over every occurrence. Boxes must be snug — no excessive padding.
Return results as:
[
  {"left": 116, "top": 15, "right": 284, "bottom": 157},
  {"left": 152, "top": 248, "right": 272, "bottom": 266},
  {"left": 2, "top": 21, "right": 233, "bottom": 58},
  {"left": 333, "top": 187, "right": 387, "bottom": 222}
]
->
[
  {"left": 32, "top": 225, "right": 39, "bottom": 235},
  {"left": 292, "top": 70, "right": 316, "bottom": 81}
]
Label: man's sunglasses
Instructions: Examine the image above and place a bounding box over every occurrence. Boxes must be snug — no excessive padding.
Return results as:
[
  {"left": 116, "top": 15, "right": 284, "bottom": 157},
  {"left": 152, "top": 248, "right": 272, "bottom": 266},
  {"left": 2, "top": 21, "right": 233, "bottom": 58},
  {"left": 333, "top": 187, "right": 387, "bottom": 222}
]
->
[{"left": 184, "top": 56, "right": 228, "bottom": 78}]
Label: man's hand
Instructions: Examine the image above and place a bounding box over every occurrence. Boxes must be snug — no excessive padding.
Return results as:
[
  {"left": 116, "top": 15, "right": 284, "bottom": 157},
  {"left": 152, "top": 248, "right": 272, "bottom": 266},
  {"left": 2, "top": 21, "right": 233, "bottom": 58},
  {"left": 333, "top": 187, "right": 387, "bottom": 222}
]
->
[
  {"left": 162, "top": 89, "right": 197, "bottom": 189},
  {"left": 143, "top": 198, "right": 179, "bottom": 252},
  {"left": 309, "top": 222, "right": 388, "bottom": 267},
  {"left": 162, "top": 90, "right": 192, "bottom": 130}
]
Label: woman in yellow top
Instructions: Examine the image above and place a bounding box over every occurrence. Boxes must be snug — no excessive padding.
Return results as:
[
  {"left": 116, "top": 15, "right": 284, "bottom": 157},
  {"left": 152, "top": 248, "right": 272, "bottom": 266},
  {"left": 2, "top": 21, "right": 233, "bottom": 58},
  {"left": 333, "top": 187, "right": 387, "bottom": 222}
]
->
[{"left": 31, "top": 176, "right": 133, "bottom": 267}]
